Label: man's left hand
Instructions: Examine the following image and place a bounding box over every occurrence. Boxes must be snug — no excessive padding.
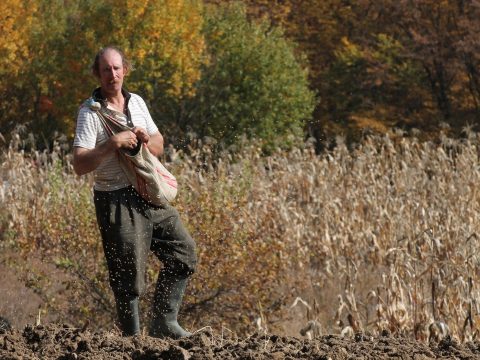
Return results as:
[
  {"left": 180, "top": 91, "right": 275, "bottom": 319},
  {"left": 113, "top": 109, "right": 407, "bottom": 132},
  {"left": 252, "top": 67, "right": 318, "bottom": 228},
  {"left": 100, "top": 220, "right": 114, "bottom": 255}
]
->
[{"left": 132, "top": 126, "right": 150, "bottom": 144}]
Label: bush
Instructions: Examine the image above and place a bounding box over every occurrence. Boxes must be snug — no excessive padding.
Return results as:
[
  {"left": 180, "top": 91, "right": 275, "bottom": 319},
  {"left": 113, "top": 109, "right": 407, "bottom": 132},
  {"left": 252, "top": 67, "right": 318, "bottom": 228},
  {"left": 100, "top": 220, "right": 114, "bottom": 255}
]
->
[{"left": 183, "top": 2, "right": 316, "bottom": 152}]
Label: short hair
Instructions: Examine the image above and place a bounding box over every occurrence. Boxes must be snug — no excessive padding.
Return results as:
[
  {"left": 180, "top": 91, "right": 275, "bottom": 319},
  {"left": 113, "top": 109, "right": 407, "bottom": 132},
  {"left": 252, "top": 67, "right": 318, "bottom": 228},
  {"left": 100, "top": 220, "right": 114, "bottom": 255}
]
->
[{"left": 91, "top": 46, "right": 134, "bottom": 77}]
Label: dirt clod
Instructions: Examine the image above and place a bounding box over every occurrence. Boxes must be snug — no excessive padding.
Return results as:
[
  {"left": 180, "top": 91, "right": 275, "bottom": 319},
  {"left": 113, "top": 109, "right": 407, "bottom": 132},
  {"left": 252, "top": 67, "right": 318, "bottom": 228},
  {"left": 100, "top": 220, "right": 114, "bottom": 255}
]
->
[{"left": 1, "top": 324, "right": 480, "bottom": 359}]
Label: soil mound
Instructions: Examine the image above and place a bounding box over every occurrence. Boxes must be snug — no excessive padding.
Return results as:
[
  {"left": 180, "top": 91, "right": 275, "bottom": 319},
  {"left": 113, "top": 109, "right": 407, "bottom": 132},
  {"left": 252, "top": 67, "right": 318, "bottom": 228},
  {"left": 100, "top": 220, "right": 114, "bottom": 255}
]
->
[{"left": 1, "top": 324, "right": 480, "bottom": 359}]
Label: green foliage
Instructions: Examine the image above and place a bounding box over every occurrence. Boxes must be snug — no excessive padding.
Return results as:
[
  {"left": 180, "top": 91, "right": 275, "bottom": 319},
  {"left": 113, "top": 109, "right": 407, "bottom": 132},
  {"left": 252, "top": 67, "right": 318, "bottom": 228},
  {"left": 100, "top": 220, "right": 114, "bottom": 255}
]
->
[
  {"left": 325, "top": 34, "right": 426, "bottom": 129},
  {"left": 184, "top": 2, "right": 315, "bottom": 152}
]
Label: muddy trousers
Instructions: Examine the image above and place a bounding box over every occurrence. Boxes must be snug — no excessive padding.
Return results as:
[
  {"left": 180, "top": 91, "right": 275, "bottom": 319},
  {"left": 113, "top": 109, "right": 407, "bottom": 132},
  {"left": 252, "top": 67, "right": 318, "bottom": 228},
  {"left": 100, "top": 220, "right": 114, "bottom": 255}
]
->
[{"left": 94, "top": 186, "right": 197, "bottom": 336}]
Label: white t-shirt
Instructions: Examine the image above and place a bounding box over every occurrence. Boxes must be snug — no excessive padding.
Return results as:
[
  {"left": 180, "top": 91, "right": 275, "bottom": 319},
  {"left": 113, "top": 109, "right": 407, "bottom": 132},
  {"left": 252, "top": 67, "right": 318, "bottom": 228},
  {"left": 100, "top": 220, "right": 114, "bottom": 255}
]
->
[{"left": 73, "top": 92, "right": 159, "bottom": 191}]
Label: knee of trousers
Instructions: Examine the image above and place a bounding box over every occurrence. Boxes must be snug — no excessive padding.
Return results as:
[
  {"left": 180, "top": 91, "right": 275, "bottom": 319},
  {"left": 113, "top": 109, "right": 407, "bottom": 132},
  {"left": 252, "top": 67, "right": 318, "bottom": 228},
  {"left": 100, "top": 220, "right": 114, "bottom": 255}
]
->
[
  {"left": 183, "top": 236, "right": 198, "bottom": 275},
  {"left": 163, "top": 236, "right": 197, "bottom": 279},
  {"left": 174, "top": 238, "right": 197, "bottom": 278},
  {"left": 163, "top": 207, "right": 198, "bottom": 277}
]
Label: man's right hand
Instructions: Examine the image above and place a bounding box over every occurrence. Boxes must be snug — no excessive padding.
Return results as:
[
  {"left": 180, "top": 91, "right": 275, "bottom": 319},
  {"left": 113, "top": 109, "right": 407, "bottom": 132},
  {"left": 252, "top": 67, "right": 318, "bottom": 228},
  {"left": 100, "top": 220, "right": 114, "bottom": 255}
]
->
[{"left": 111, "top": 130, "right": 138, "bottom": 150}]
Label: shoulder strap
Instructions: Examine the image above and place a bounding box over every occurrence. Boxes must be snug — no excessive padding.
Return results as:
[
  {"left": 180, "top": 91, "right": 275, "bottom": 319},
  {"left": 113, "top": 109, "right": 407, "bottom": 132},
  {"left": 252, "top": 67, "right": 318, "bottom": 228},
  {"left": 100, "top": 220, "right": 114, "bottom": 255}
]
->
[
  {"left": 100, "top": 109, "right": 129, "bottom": 133},
  {"left": 83, "top": 97, "right": 135, "bottom": 137}
]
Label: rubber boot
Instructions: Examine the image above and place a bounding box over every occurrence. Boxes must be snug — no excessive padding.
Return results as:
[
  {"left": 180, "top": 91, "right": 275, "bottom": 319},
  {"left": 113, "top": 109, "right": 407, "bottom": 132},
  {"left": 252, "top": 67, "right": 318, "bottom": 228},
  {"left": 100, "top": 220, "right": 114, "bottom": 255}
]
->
[
  {"left": 149, "top": 270, "right": 191, "bottom": 339},
  {"left": 116, "top": 296, "right": 140, "bottom": 336}
]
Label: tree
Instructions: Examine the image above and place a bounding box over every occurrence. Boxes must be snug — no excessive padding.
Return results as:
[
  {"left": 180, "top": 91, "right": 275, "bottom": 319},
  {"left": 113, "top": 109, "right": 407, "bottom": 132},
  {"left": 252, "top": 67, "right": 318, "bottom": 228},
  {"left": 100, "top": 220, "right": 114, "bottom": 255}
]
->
[
  {"left": 0, "top": 0, "right": 34, "bottom": 79},
  {"left": 184, "top": 2, "right": 315, "bottom": 152},
  {"left": 0, "top": 0, "right": 37, "bottom": 137},
  {"left": 205, "top": 0, "right": 292, "bottom": 26},
  {"left": 365, "top": 0, "right": 480, "bottom": 128},
  {"left": 0, "top": 0, "right": 206, "bottom": 144},
  {"left": 57, "top": 0, "right": 206, "bottom": 138},
  {"left": 231, "top": 0, "right": 480, "bottom": 141},
  {"left": 323, "top": 34, "right": 427, "bottom": 136},
  {"left": 454, "top": 0, "right": 480, "bottom": 112}
]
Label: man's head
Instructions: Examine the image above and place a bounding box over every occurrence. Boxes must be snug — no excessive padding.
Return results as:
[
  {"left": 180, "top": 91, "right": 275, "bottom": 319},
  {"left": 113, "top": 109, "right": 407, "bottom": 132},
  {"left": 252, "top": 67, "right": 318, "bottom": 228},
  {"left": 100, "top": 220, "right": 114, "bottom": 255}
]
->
[{"left": 91, "top": 46, "right": 133, "bottom": 97}]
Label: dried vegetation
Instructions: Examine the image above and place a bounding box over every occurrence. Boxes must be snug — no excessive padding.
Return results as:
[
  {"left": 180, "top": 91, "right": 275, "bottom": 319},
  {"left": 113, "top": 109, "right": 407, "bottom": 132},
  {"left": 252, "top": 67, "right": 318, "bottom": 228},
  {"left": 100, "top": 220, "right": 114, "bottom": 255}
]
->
[{"left": 1, "top": 130, "right": 480, "bottom": 342}]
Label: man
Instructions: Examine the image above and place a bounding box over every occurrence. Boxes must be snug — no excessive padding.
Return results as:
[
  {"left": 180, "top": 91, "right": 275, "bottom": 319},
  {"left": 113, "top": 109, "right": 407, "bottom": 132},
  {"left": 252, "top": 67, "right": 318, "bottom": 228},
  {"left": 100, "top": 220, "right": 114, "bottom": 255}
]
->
[{"left": 73, "top": 46, "right": 197, "bottom": 338}]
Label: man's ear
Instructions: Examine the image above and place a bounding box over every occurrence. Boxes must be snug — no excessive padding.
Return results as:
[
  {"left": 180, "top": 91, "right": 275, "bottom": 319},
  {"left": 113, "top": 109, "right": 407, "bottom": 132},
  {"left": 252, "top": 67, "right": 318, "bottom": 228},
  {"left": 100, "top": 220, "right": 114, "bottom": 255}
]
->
[{"left": 124, "top": 66, "right": 129, "bottom": 76}]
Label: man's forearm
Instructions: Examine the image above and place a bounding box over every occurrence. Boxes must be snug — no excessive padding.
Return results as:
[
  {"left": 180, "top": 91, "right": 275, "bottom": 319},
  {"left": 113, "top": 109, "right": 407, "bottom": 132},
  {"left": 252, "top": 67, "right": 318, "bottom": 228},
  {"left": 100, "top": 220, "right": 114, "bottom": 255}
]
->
[
  {"left": 73, "top": 140, "right": 115, "bottom": 176},
  {"left": 147, "top": 132, "right": 164, "bottom": 157}
]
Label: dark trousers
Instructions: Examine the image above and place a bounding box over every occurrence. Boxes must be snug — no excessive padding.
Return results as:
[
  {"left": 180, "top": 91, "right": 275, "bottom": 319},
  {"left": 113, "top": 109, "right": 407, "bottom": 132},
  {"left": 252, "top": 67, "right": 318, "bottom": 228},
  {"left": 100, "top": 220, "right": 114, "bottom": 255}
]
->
[{"left": 94, "top": 186, "right": 197, "bottom": 299}]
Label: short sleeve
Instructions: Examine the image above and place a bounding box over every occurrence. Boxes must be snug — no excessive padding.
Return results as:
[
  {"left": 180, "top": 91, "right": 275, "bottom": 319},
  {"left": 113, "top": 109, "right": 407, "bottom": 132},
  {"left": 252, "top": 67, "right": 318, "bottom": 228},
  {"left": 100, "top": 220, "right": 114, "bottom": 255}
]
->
[
  {"left": 73, "top": 106, "right": 99, "bottom": 149},
  {"left": 137, "top": 96, "right": 159, "bottom": 135}
]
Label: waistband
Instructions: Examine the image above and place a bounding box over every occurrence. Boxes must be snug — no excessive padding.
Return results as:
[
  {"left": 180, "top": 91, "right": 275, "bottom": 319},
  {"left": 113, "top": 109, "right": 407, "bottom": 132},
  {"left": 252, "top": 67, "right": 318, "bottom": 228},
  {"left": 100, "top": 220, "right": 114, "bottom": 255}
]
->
[{"left": 94, "top": 185, "right": 137, "bottom": 198}]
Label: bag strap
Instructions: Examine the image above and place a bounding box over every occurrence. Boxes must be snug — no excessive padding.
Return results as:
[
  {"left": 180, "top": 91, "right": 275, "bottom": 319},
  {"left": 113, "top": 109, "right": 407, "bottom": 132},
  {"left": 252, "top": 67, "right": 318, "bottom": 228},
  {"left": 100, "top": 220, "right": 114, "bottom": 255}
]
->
[
  {"left": 82, "top": 97, "right": 134, "bottom": 135},
  {"left": 98, "top": 105, "right": 132, "bottom": 134},
  {"left": 82, "top": 97, "right": 142, "bottom": 155}
]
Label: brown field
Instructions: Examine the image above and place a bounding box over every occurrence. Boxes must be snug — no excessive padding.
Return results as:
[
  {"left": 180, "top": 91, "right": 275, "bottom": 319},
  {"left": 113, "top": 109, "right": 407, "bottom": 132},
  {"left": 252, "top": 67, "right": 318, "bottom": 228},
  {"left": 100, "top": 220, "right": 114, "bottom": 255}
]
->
[{"left": 2, "top": 323, "right": 480, "bottom": 359}]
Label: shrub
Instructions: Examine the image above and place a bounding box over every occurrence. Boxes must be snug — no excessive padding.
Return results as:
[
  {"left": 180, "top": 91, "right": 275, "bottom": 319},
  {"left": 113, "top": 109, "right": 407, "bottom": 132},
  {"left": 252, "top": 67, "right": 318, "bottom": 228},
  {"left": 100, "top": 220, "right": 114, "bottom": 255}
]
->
[{"left": 183, "top": 2, "right": 316, "bottom": 152}]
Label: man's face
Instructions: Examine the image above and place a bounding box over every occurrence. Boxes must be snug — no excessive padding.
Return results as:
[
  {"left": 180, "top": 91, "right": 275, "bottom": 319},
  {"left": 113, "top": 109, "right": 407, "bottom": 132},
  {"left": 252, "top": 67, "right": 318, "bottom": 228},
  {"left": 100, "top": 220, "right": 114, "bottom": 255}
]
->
[{"left": 97, "top": 49, "right": 126, "bottom": 96}]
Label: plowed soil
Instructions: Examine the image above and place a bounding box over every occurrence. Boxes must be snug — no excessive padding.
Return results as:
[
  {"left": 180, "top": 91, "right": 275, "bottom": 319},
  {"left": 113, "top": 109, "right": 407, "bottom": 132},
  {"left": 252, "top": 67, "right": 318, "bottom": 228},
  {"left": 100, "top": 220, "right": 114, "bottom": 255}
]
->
[{"left": 1, "top": 324, "right": 480, "bottom": 359}]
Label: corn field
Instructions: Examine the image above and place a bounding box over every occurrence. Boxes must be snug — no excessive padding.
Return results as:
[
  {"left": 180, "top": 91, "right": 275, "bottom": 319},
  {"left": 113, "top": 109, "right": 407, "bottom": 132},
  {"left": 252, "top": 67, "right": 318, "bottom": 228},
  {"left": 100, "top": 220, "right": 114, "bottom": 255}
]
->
[{"left": 1, "top": 130, "right": 480, "bottom": 341}]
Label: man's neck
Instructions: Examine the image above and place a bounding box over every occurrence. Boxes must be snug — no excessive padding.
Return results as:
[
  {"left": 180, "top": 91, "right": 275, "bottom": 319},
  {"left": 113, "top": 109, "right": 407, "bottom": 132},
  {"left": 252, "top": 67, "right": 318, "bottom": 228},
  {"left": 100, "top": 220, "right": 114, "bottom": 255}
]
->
[
  {"left": 100, "top": 89, "right": 123, "bottom": 103},
  {"left": 101, "top": 88, "right": 124, "bottom": 112}
]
